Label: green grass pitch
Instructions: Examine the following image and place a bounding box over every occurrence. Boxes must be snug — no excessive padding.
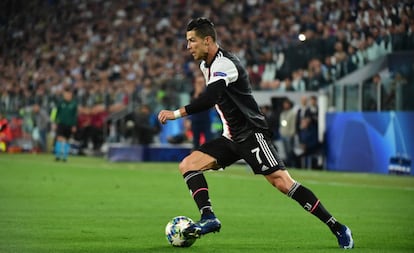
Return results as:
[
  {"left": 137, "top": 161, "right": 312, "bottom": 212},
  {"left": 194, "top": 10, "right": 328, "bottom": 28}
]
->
[{"left": 0, "top": 154, "right": 413, "bottom": 253}]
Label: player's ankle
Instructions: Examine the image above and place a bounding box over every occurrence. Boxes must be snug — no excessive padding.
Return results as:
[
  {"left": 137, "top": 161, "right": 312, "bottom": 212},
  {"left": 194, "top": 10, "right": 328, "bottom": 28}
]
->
[{"left": 200, "top": 207, "right": 215, "bottom": 219}]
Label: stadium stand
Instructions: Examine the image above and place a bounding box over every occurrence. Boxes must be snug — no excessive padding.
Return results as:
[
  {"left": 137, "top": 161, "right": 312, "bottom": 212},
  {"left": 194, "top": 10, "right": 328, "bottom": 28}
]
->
[{"left": 0, "top": 0, "right": 413, "bottom": 161}]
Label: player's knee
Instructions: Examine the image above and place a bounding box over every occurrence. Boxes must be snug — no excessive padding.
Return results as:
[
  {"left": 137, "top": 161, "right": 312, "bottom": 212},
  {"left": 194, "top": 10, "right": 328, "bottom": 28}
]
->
[{"left": 179, "top": 157, "right": 192, "bottom": 175}]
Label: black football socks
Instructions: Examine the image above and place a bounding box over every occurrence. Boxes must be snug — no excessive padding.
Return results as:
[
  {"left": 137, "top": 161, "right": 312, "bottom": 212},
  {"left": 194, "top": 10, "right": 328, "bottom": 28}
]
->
[
  {"left": 287, "top": 181, "right": 343, "bottom": 234},
  {"left": 183, "top": 171, "right": 214, "bottom": 219}
]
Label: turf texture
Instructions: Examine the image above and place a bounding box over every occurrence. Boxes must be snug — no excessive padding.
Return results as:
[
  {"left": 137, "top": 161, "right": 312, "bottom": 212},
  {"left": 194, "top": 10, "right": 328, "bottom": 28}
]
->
[{"left": 0, "top": 154, "right": 413, "bottom": 253}]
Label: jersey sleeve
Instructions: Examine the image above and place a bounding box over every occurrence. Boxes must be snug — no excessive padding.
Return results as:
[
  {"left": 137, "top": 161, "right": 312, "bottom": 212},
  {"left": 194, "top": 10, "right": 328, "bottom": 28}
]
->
[{"left": 207, "top": 57, "right": 238, "bottom": 86}]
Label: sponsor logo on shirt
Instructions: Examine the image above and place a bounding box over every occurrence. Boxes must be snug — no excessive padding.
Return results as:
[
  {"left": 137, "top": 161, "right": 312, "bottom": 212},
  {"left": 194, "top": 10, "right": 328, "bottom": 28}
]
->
[{"left": 213, "top": 71, "right": 227, "bottom": 77}]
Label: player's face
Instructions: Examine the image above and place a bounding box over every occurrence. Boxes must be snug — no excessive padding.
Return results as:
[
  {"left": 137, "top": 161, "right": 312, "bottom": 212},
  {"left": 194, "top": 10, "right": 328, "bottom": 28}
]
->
[
  {"left": 186, "top": 30, "right": 208, "bottom": 61},
  {"left": 63, "top": 91, "right": 73, "bottom": 101}
]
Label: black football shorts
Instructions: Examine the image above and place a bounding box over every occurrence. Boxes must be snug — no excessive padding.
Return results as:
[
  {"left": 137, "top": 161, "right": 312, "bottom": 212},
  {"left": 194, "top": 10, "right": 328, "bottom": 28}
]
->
[
  {"left": 56, "top": 124, "right": 73, "bottom": 139},
  {"left": 198, "top": 132, "right": 285, "bottom": 175}
]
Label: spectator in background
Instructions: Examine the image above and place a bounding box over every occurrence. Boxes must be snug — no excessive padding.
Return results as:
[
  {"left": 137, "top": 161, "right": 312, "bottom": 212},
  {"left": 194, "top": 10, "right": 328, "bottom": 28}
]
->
[
  {"left": 291, "top": 70, "right": 306, "bottom": 92},
  {"left": 246, "top": 65, "right": 262, "bottom": 90},
  {"left": 132, "top": 104, "right": 160, "bottom": 145},
  {"left": 279, "top": 77, "right": 295, "bottom": 92},
  {"left": 258, "top": 50, "right": 279, "bottom": 90},
  {"left": 75, "top": 106, "right": 93, "bottom": 155},
  {"left": 333, "top": 41, "right": 348, "bottom": 78},
  {"left": 378, "top": 28, "right": 393, "bottom": 55},
  {"left": 307, "top": 59, "right": 327, "bottom": 91},
  {"left": 0, "top": 113, "right": 12, "bottom": 152},
  {"left": 260, "top": 104, "right": 279, "bottom": 141},
  {"left": 297, "top": 116, "right": 320, "bottom": 167},
  {"left": 355, "top": 39, "right": 368, "bottom": 68},
  {"left": 308, "top": 95, "right": 319, "bottom": 128},
  {"left": 31, "top": 103, "right": 50, "bottom": 152},
  {"left": 405, "top": 22, "right": 414, "bottom": 50},
  {"left": 345, "top": 45, "right": 359, "bottom": 74},
  {"left": 363, "top": 74, "right": 387, "bottom": 111},
  {"left": 295, "top": 95, "right": 311, "bottom": 136},
  {"left": 279, "top": 98, "right": 296, "bottom": 166},
  {"left": 366, "top": 35, "right": 383, "bottom": 62},
  {"left": 322, "top": 56, "right": 337, "bottom": 84},
  {"left": 292, "top": 95, "right": 312, "bottom": 168},
  {"left": 140, "top": 77, "right": 159, "bottom": 112},
  {"left": 189, "top": 75, "right": 213, "bottom": 150},
  {"left": 90, "top": 106, "right": 107, "bottom": 150},
  {"left": 299, "top": 95, "right": 320, "bottom": 168}
]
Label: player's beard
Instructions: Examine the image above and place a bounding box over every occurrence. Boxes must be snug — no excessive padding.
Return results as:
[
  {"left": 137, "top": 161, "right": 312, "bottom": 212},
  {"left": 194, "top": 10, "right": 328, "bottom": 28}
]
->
[
  {"left": 193, "top": 51, "right": 208, "bottom": 62},
  {"left": 192, "top": 44, "right": 208, "bottom": 61},
  {"left": 200, "top": 46, "right": 209, "bottom": 62}
]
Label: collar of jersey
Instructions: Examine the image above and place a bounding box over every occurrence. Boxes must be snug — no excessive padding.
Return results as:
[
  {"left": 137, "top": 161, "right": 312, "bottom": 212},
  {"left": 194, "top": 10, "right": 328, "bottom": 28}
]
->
[{"left": 203, "top": 48, "right": 222, "bottom": 68}]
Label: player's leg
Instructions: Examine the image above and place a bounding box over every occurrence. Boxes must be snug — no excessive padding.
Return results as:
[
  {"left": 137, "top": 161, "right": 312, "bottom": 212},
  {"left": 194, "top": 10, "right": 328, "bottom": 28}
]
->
[
  {"left": 179, "top": 150, "right": 221, "bottom": 238},
  {"left": 180, "top": 137, "right": 240, "bottom": 238},
  {"left": 62, "top": 135, "right": 71, "bottom": 161},
  {"left": 54, "top": 124, "right": 71, "bottom": 161},
  {"left": 54, "top": 136, "right": 62, "bottom": 160},
  {"left": 54, "top": 124, "right": 64, "bottom": 161},
  {"left": 62, "top": 139, "right": 70, "bottom": 161},
  {"left": 265, "top": 169, "right": 342, "bottom": 227},
  {"left": 180, "top": 150, "right": 219, "bottom": 218},
  {"left": 265, "top": 170, "right": 354, "bottom": 248},
  {"left": 241, "top": 132, "right": 353, "bottom": 248},
  {"left": 61, "top": 126, "right": 71, "bottom": 161}
]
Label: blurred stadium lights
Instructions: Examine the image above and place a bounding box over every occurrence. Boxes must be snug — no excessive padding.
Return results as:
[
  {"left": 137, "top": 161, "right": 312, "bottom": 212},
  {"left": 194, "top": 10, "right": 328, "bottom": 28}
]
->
[{"left": 298, "top": 33, "right": 306, "bottom": 42}]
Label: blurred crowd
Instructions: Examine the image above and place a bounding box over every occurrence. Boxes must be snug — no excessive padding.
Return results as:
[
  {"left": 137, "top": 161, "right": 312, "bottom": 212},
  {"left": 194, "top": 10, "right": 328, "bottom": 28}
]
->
[{"left": 0, "top": 0, "right": 413, "bottom": 156}]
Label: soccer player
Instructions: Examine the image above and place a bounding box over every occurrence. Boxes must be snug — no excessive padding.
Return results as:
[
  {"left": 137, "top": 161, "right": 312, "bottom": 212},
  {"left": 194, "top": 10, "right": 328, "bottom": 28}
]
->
[
  {"left": 158, "top": 18, "right": 354, "bottom": 249},
  {"left": 52, "top": 87, "right": 78, "bottom": 161}
]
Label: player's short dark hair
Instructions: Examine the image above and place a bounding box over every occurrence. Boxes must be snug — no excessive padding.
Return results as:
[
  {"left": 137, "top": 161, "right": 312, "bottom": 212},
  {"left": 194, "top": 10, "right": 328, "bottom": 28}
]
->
[
  {"left": 186, "top": 17, "right": 217, "bottom": 42},
  {"left": 63, "top": 86, "right": 72, "bottom": 93}
]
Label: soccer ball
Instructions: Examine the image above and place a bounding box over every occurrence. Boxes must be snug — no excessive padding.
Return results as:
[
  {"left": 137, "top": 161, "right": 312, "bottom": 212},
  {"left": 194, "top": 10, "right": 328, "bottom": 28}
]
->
[{"left": 165, "top": 216, "right": 196, "bottom": 247}]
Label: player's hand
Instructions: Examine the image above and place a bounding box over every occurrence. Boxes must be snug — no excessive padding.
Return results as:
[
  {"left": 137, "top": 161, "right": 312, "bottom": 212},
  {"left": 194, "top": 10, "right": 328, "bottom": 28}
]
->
[{"left": 158, "top": 110, "right": 174, "bottom": 125}]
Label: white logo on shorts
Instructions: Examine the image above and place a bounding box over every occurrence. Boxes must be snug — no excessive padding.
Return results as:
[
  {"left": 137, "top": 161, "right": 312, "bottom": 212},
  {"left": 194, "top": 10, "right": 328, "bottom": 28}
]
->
[{"left": 261, "top": 165, "right": 269, "bottom": 171}]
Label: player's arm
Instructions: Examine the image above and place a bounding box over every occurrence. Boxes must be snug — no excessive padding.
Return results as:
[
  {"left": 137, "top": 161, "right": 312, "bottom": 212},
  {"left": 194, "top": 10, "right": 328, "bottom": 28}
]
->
[
  {"left": 158, "top": 79, "right": 226, "bottom": 124},
  {"left": 158, "top": 107, "right": 188, "bottom": 125}
]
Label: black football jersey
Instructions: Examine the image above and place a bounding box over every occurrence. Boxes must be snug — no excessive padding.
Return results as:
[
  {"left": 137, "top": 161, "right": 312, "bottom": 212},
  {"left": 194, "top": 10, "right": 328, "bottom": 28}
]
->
[{"left": 200, "top": 48, "right": 269, "bottom": 142}]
